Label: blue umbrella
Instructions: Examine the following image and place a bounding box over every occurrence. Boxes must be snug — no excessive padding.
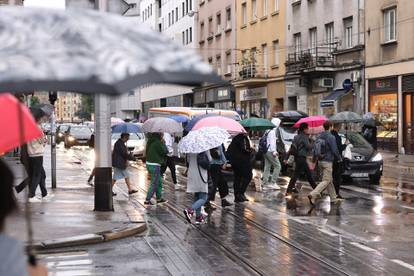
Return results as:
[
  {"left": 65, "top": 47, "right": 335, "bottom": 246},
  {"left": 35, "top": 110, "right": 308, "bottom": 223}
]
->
[
  {"left": 111, "top": 123, "right": 142, "bottom": 133},
  {"left": 184, "top": 113, "right": 219, "bottom": 132},
  {"left": 169, "top": 115, "right": 189, "bottom": 123}
]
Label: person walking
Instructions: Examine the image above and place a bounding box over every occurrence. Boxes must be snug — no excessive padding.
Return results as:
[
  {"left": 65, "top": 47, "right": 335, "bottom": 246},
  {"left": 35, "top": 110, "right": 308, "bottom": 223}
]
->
[
  {"left": 206, "top": 145, "right": 232, "bottom": 208},
  {"left": 284, "top": 123, "right": 317, "bottom": 196},
  {"left": 112, "top": 133, "right": 138, "bottom": 196},
  {"left": 144, "top": 133, "right": 168, "bottom": 205},
  {"left": 14, "top": 144, "right": 30, "bottom": 194},
  {"left": 160, "top": 132, "right": 183, "bottom": 190},
  {"left": 183, "top": 151, "right": 211, "bottom": 224},
  {"left": 262, "top": 118, "right": 282, "bottom": 190},
  {"left": 331, "top": 123, "right": 346, "bottom": 199},
  {"left": 227, "top": 134, "right": 253, "bottom": 203},
  {"left": 362, "top": 122, "right": 377, "bottom": 150},
  {"left": 308, "top": 121, "right": 343, "bottom": 205},
  {"left": 27, "top": 120, "right": 50, "bottom": 203}
]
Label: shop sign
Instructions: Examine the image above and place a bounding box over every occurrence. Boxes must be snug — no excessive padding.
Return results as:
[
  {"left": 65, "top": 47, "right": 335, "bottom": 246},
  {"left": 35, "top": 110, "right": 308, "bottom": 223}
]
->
[
  {"left": 369, "top": 78, "right": 398, "bottom": 92},
  {"left": 342, "top": 79, "right": 353, "bottom": 91},
  {"left": 320, "top": 100, "right": 335, "bottom": 108},
  {"left": 240, "top": 87, "right": 267, "bottom": 101}
]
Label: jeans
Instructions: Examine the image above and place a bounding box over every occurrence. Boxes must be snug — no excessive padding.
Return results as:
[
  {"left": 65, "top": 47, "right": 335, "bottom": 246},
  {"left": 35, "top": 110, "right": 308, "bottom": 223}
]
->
[
  {"left": 263, "top": 151, "right": 281, "bottom": 184},
  {"left": 161, "top": 156, "right": 177, "bottom": 184},
  {"left": 287, "top": 156, "right": 316, "bottom": 193},
  {"left": 233, "top": 169, "right": 252, "bottom": 198},
  {"left": 146, "top": 164, "right": 163, "bottom": 201},
  {"left": 29, "top": 156, "right": 47, "bottom": 198},
  {"left": 310, "top": 161, "right": 337, "bottom": 200},
  {"left": 208, "top": 164, "right": 229, "bottom": 201},
  {"left": 191, "top": 192, "right": 208, "bottom": 217}
]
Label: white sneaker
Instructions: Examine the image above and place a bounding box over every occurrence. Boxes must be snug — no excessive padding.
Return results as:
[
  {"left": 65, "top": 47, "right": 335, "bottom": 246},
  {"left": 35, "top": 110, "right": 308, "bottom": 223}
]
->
[
  {"left": 42, "top": 194, "right": 54, "bottom": 202},
  {"left": 28, "top": 197, "right": 42, "bottom": 203},
  {"left": 267, "top": 183, "right": 281, "bottom": 190},
  {"left": 174, "top": 184, "right": 185, "bottom": 190},
  {"left": 201, "top": 206, "right": 208, "bottom": 217}
]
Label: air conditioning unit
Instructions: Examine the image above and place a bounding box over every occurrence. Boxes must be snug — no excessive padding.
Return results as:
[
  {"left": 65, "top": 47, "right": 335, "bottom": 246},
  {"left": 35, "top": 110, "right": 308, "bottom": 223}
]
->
[
  {"left": 319, "top": 78, "right": 334, "bottom": 88},
  {"left": 351, "top": 71, "right": 360, "bottom": 82}
]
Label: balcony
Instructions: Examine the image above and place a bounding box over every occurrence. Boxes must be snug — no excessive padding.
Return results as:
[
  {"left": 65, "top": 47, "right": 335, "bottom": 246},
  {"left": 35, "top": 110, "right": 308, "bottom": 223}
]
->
[
  {"left": 286, "top": 46, "right": 335, "bottom": 74},
  {"left": 234, "top": 63, "right": 269, "bottom": 82}
]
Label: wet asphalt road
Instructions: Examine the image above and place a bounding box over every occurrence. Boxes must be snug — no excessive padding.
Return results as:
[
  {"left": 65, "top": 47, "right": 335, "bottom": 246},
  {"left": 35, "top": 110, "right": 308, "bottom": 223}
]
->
[{"left": 38, "top": 146, "right": 414, "bottom": 275}]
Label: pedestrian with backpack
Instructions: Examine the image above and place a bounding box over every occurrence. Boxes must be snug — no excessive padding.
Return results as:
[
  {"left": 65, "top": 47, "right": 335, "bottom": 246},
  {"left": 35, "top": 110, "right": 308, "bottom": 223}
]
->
[
  {"left": 284, "top": 123, "right": 317, "bottom": 196},
  {"left": 260, "top": 118, "right": 282, "bottom": 190},
  {"left": 308, "top": 121, "right": 343, "bottom": 205}
]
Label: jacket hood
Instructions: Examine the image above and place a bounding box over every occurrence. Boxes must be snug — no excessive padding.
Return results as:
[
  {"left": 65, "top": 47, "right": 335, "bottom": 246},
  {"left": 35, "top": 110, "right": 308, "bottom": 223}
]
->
[{"left": 271, "top": 118, "right": 281, "bottom": 128}]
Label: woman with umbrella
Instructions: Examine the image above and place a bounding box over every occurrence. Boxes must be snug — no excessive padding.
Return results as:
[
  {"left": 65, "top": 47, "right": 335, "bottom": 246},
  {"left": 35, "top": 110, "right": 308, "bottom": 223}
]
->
[{"left": 227, "top": 133, "right": 254, "bottom": 202}]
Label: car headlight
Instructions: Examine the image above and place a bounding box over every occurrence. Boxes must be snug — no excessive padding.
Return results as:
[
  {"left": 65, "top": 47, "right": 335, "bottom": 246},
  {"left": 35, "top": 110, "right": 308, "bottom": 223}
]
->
[
  {"left": 137, "top": 145, "right": 145, "bottom": 151},
  {"left": 58, "top": 133, "right": 63, "bottom": 137},
  {"left": 68, "top": 136, "right": 75, "bottom": 142},
  {"left": 371, "top": 153, "right": 382, "bottom": 162}
]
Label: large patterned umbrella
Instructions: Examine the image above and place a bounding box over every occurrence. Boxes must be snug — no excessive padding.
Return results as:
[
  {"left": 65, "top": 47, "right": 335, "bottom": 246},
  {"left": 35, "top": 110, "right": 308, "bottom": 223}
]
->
[
  {"left": 142, "top": 117, "right": 183, "bottom": 134},
  {"left": 0, "top": 6, "right": 221, "bottom": 94},
  {"left": 178, "top": 127, "right": 230, "bottom": 154},
  {"left": 330, "top": 111, "right": 363, "bottom": 123}
]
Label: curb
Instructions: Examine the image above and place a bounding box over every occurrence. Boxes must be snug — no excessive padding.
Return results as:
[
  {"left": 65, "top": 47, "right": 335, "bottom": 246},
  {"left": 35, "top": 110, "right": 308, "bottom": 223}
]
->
[{"left": 31, "top": 222, "right": 147, "bottom": 251}]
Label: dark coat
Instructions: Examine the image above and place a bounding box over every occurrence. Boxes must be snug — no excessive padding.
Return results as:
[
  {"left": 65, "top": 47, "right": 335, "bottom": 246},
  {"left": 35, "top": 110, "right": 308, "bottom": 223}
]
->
[
  {"left": 112, "top": 139, "right": 130, "bottom": 170},
  {"left": 227, "top": 134, "right": 252, "bottom": 173},
  {"left": 331, "top": 130, "right": 346, "bottom": 156}
]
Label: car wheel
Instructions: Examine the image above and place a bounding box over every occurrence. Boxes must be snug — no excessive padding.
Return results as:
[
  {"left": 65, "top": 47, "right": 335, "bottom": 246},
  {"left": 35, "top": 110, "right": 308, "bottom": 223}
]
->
[{"left": 369, "top": 173, "right": 381, "bottom": 185}]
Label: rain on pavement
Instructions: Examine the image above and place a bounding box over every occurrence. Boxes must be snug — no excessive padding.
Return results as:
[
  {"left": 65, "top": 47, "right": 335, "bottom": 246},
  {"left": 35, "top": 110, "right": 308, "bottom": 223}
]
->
[{"left": 38, "top": 145, "right": 414, "bottom": 276}]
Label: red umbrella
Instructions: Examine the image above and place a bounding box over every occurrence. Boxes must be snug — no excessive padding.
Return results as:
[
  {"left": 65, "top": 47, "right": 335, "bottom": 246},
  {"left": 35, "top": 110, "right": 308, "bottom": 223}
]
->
[
  {"left": 293, "top": 115, "right": 327, "bottom": 128},
  {"left": 0, "top": 93, "right": 43, "bottom": 154}
]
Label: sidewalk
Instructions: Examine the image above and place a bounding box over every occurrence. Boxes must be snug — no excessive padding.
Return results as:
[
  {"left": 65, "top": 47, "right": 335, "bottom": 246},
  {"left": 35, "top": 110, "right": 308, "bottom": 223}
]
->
[
  {"left": 380, "top": 151, "right": 414, "bottom": 177},
  {"left": 2, "top": 147, "right": 147, "bottom": 250}
]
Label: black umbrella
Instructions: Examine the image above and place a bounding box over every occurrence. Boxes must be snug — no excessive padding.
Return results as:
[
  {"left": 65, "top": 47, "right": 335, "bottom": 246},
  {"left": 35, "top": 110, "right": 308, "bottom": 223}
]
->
[{"left": 30, "top": 104, "right": 54, "bottom": 119}]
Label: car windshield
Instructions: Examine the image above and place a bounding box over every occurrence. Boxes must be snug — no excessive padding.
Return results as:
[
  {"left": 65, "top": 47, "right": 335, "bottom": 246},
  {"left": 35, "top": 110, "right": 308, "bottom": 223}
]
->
[
  {"left": 279, "top": 127, "right": 297, "bottom": 142},
  {"left": 71, "top": 127, "right": 92, "bottom": 135},
  {"left": 111, "top": 133, "right": 145, "bottom": 140},
  {"left": 60, "top": 125, "right": 70, "bottom": 132},
  {"left": 342, "top": 132, "right": 372, "bottom": 148}
]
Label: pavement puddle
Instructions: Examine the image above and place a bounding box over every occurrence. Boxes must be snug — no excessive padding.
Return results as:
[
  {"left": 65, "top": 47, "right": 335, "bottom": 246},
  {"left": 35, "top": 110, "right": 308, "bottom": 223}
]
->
[{"left": 391, "top": 259, "right": 414, "bottom": 271}]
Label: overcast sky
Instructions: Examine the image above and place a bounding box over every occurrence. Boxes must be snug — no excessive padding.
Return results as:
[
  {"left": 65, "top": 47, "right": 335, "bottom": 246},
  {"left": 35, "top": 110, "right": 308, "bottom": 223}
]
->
[{"left": 24, "top": 0, "right": 65, "bottom": 9}]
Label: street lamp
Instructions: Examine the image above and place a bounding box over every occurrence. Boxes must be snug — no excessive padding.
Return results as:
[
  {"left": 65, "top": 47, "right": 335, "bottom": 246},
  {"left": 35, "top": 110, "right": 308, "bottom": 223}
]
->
[{"left": 187, "top": 10, "right": 198, "bottom": 17}]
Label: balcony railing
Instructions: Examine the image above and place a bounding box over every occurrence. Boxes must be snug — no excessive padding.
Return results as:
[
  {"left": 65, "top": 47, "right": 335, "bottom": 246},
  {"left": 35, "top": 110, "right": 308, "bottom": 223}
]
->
[
  {"left": 286, "top": 46, "right": 335, "bottom": 73},
  {"left": 234, "top": 63, "right": 269, "bottom": 81}
]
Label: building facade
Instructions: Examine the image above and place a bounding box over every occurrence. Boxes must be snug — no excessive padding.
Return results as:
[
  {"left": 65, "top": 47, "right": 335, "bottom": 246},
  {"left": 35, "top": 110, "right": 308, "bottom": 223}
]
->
[
  {"left": 193, "top": 0, "right": 236, "bottom": 110},
  {"left": 139, "top": 0, "right": 197, "bottom": 117},
  {"left": 285, "top": 0, "right": 365, "bottom": 117},
  {"left": 365, "top": 0, "right": 414, "bottom": 154},
  {"left": 55, "top": 92, "right": 82, "bottom": 123},
  {"left": 233, "top": 0, "right": 286, "bottom": 119}
]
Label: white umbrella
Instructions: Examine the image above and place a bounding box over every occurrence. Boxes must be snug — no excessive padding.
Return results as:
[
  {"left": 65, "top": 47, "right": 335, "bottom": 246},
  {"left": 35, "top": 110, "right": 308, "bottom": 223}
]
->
[
  {"left": 142, "top": 117, "right": 183, "bottom": 134},
  {"left": 178, "top": 127, "right": 230, "bottom": 154}
]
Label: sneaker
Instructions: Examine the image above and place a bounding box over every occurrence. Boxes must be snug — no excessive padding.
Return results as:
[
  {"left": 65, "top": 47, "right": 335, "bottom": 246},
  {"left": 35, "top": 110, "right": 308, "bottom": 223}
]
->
[
  {"left": 87, "top": 180, "right": 94, "bottom": 186},
  {"left": 112, "top": 192, "right": 117, "bottom": 196},
  {"left": 201, "top": 206, "right": 209, "bottom": 216},
  {"left": 156, "top": 198, "right": 168, "bottom": 204},
  {"left": 28, "top": 197, "right": 41, "bottom": 203},
  {"left": 128, "top": 190, "right": 138, "bottom": 195},
  {"left": 144, "top": 200, "right": 154, "bottom": 205},
  {"left": 204, "top": 202, "right": 216, "bottom": 211},
  {"left": 42, "top": 194, "right": 54, "bottom": 202},
  {"left": 221, "top": 198, "right": 233, "bottom": 207},
  {"left": 242, "top": 195, "right": 249, "bottom": 202},
  {"left": 195, "top": 215, "right": 207, "bottom": 225},
  {"left": 183, "top": 208, "right": 194, "bottom": 223},
  {"left": 174, "top": 184, "right": 185, "bottom": 191},
  {"left": 331, "top": 197, "right": 344, "bottom": 204},
  {"left": 269, "top": 183, "right": 281, "bottom": 190}
]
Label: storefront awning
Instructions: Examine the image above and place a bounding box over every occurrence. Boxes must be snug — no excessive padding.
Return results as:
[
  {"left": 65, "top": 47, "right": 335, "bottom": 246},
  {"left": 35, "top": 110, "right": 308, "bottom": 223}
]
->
[{"left": 320, "top": 89, "right": 348, "bottom": 108}]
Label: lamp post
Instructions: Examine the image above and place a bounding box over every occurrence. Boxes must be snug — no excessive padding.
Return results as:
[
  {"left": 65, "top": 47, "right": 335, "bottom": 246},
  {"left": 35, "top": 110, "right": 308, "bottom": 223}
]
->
[{"left": 49, "top": 91, "right": 58, "bottom": 189}]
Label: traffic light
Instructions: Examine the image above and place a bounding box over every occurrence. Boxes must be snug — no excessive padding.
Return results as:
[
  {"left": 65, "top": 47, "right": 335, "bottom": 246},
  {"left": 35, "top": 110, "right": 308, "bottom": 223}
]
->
[{"left": 49, "top": 91, "right": 58, "bottom": 105}]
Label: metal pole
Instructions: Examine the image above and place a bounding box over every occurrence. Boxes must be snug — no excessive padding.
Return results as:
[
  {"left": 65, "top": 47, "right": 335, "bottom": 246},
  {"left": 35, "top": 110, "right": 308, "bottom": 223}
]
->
[
  {"left": 94, "top": 0, "right": 113, "bottom": 211},
  {"left": 50, "top": 111, "right": 57, "bottom": 189}
]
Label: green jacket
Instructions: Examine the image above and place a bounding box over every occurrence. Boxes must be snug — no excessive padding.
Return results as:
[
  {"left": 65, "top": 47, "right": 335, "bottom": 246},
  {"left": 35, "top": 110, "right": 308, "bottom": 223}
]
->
[{"left": 145, "top": 135, "right": 168, "bottom": 165}]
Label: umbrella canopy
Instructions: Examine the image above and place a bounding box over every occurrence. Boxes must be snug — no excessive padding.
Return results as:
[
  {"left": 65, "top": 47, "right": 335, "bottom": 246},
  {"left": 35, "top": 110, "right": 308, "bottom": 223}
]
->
[
  {"left": 293, "top": 115, "right": 327, "bottom": 128},
  {"left": 31, "top": 103, "right": 54, "bottom": 117},
  {"left": 240, "top": 117, "right": 275, "bottom": 131},
  {"left": 0, "top": 94, "right": 43, "bottom": 153},
  {"left": 111, "top": 117, "right": 124, "bottom": 126},
  {"left": 0, "top": 6, "right": 222, "bottom": 95},
  {"left": 184, "top": 113, "right": 219, "bottom": 132},
  {"left": 111, "top": 123, "right": 142, "bottom": 133},
  {"left": 330, "top": 111, "right": 363, "bottom": 123},
  {"left": 178, "top": 127, "right": 230, "bottom": 154},
  {"left": 142, "top": 117, "right": 183, "bottom": 134},
  {"left": 169, "top": 115, "right": 189, "bottom": 123},
  {"left": 192, "top": 116, "right": 246, "bottom": 134}
]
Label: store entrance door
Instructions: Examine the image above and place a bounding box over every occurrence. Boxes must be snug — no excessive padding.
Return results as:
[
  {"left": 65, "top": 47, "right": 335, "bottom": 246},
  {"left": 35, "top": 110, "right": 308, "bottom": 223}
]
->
[{"left": 404, "top": 93, "right": 414, "bottom": 154}]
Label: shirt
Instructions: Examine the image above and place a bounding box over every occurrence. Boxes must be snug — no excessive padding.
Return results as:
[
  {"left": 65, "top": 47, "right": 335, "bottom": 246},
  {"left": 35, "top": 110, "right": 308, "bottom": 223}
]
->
[
  {"left": 266, "top": 128, "right": 278, "bottom": 153},
  {"left": 163, "top": 133, "right": 174, "bottom": 157},
  {"left": 0, "top": 234, "right": 28, "bottom": 276}
]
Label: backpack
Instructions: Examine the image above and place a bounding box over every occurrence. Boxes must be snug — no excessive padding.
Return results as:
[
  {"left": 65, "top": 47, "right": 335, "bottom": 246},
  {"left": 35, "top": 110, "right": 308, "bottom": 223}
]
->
[
  {"left": 276, "top": 128, "right": 286, "bottom": 156},
  {"left": 312, "top": 137, "right": 327, "bottom": 161},
  {"left": 258, "top": 130, "right": 270, "bottom": 154}
]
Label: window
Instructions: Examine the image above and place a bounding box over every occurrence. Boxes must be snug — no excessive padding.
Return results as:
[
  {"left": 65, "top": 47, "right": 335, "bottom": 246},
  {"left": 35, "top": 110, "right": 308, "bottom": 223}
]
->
[
  {"left": 185, "top": 29, "right": 189, "bottom": 44},
  {"left": 208, "top": 17, "right": 213, "bottom": 36},
  {"left": 274, "top": 0, "right": 279, "bottom": 12},
  {"left": 262, "top": 44, "right": 268, "bottom": 73},
  {"left": 200, "top": 22, "right": 204, "bottom": 41},
  {"left": 216, "top": 13, "right": 221, "bottom": 33},
  {"left": 309, "top": 27, "right": 317, "bottom": 55},
  {"left": 241, "top": 50, "right": 248, "bottom": 63},
  {"left": 273, "top": 40, "right": 279, "bottom": 66},
  {"left": 251, "top": 47, "right": 257, "bottom": 63},
  {"left": 150, "top": 4, "right": 152, "bottom": 16},
  {"left": 186, "top": 0, "right": 189, "bottom": 14},
  {"left": 189, "top": 0, "right": 192, "bottom": 12},
  {"left": 263, "top": 0, "right": 268, "bottom": 17},
  {"left": 189, "top": 27, "right": 192, "bottom": 43},
  {"left": 226, "top": 52, "right": 232, "bottom": 74},
  {"left": 182, "top": 31, "right": 185, "bottom": 45},
  {"left": 182, "top": 2, "right": 185, "bottom": 17},
  {"left": 343, "top": 17, "right": 353, "bottom": 48},
  {"left": 172, "top": 10, "right": 174, "bottom": 24},
  {"left": 216, "top": 55, "right": 222, "bottom": 75},
  {"left": 325, "top": 22, "right": 334, "bottom": 51},
  {"left": 226, "top": 8, "right": 231, "bottom": 29},
  {"left": 384, "top": 8, "right": 396, "bottom": 42},
  {"left": 242, "top": 3, "right": 247, "bottom": 25},
  {"left": 168, "top": 13, "right": 171, "bottom": 26},
  {"left": 176, "top": 7, "right": 178, "bottom": 21},
  {"left": 294, "top": 33, "right": 301, "bottom": 55},
  {"left": 252, "top": 0, "right": 257, "bottom": 20}
]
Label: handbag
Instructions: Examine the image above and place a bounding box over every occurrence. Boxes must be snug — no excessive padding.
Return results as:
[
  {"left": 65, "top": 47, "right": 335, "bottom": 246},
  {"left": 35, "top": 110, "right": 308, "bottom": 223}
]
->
[{"left": 197, "top": 152, "right": 211, "bottom": 170}]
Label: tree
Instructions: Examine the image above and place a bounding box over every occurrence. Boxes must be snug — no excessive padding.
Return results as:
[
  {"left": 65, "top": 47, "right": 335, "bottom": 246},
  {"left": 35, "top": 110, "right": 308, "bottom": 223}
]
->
[
  {"left": 30, "top": 96, "right": 40, "bottom": 106},
  {"left": 76, "top": 95, "right": 94, "bottom": 120}
]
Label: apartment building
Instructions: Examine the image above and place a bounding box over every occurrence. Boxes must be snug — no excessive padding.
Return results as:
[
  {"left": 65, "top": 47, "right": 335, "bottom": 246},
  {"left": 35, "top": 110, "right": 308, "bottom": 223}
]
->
[
  {"left": 193, "top": 0, "right": 236, "bottom": 109},
  {"left": 365, "top": 0, "right": 414, "bottom": 154},
  {"left": 55, "top": 92, "right": 82, "bottom": 123},
  {"left": 234, "top": 0, "right": 286, "bottom": 119},
  {"left": 285, "top": 0, "right": 365, "bottom": 117},
  {"left": 139, "top": 0, "right": 197, "bottom": 117}
]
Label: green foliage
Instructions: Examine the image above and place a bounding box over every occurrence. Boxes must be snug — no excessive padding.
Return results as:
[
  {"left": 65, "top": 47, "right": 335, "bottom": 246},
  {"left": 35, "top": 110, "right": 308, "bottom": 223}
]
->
[
  {"left": 76, "top": 95, "right": 94, "bottom": 120},
  {"left": 30, "top": 96, "right": 40, "bottom": 106}
]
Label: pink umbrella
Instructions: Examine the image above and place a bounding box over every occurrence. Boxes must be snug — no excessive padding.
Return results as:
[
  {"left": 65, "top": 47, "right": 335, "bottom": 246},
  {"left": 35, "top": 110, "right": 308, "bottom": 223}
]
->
[
  {"left": 192, "top": 116, "right": 246, "bottom": 134},
  {"left": 293, "top": 115, "right": 327, "bottom": 128}
]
